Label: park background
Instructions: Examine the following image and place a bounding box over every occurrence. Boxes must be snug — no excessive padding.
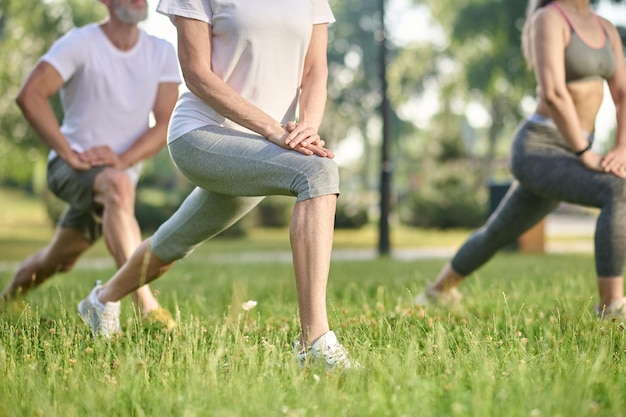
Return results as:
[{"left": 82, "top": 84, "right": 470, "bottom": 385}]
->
[
  {"left": 1, "top": 0, "right": 625, "bottom": 242},
  {"left": 2, "top": 1, "right": 626, "bottom": 416}
]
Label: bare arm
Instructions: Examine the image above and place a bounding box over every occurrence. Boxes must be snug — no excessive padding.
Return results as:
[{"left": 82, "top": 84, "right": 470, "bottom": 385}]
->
[
  {"left": 298, "top": 25, "right": 329, "bottom": 130},
  {"left": 174, "top": 16, "right": 330, "bottom": 157},
  {"left": 15, "top": 61, "right": 90, "bottom": 170},
  {"left": 283, "top": 24, "right": 333, "bottom": 158},
  {"left": 601, "top": 19, "right": 626, "bottom": 173},
  {"left": 176, "top": 17, "right": 282, "bottom": 139}
]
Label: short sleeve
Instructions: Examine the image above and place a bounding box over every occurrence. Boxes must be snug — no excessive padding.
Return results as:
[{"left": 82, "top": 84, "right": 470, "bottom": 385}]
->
[
  {"left": 312, "top": 0, "right": 335, "bottom": 25},
  {"left": 40, "top": 28, "right": 85, "bottom": 82},
  {"left": 158, "top": 40, "right": 183, "bottom": 83},
  {"left": 157, "top": 0, "right": 213, "bottom": 24}
]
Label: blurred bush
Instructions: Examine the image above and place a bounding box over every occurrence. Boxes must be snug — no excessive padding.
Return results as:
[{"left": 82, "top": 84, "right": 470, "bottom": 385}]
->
[
  {"left": 255, "top": 196, "right": 291, "bottom": 228},
  {"left": 335, "top": 199, "right": 368, "bottom": 229},
  {"left": 400, "top": 166, "right": 486, "bottom": 229}
]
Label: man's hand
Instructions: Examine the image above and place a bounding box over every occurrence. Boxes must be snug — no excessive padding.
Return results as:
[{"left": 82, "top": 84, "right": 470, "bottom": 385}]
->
[
  {"left": 62, "top": 151, "right": 91, "bottom": 171},
  {"left": 79, "top": 146, "right": 124, "bottom": 169}
]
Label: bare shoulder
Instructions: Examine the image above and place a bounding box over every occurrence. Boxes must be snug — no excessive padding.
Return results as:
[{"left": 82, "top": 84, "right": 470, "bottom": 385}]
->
[
  {"left": 530, "top": 6, "right": 568, "bottom": 41},
  {"left": 532, "top": 6, "right": 567, "bottom": 28}
]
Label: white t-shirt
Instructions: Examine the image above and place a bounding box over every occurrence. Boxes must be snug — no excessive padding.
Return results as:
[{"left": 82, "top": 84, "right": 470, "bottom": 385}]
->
[
  {"left": 156, "top": 0, "right": 335, "bottom": 142},
  {"left": 42, "top": 24, "right": 181, "bottom": 170}
]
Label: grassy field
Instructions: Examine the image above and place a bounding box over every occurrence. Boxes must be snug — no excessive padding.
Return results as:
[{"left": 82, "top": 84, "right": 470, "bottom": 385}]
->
[{"left": 1, "top": 187, "right": 624, "bottom": 417}]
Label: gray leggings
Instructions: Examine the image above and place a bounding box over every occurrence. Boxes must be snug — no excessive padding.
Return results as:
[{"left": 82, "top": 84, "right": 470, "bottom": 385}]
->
[
  {"left": 451, "top": 119, "right": 626, "bottom": 277},
  {"left": 151, "top": 125, "right": 340, "bottom": 262}
]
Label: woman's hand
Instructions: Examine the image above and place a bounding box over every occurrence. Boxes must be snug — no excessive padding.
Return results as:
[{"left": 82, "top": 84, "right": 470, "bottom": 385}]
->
[
  {"left": 601, "top": 145, "right": 626, "bottom": 178},
  {"left": 580, "top": 151, "right": 626, "bottom": 178},
  {"left": 267, "top": 121, "right": 334, "bottom": 158},
  {"left": 284, "top": 121, "right": 324, "bottom": 147}
]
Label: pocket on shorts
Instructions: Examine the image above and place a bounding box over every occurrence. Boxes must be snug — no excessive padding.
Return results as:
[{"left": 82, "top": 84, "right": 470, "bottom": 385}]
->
[
  {"left": 46, "top": 157, "right": 68, "bottom": 197},
  {"left": 46, "top": 157, "right": 88, "bottom": 208}
]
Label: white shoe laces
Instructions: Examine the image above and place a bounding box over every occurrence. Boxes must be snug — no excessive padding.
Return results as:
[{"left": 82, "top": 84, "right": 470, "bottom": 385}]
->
[{"left": 321, "top": 342, "right": 351, "bottom": 367}]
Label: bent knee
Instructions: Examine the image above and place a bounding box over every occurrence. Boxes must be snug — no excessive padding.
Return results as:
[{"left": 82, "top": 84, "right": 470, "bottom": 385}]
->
[
  {"left": 293, "top": 157, "right": 340, "bottom": 201},
  {"left": 56, "top": 261, "right": 77, "bottom": 273},
  {"left": 102, "top": 169, "right": 134, "bottom": 193},
  {"left": 31, "top": 258, "right": 78, "bottom": 276},
  {"left": 95, "top": 169, "right": 136, "bottom": 204}
]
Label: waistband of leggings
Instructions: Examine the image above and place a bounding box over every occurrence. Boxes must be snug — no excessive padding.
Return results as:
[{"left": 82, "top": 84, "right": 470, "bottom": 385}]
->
[
  {"left": 526, "top": 113, "right": 593, "bottom": 141},
  {"left": 527, "top": 113, "right": 557, "bottom": 129}
]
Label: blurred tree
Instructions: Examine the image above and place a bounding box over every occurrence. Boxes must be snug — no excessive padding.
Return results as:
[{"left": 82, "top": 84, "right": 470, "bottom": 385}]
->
[
  {"left": 399, "top": 101, "right": 486, "bottom": 229},
  {"left": 417, "top": 0, "right": 625, "bottom": 184},
  {"left": 394, "top": 0, "right": 625, "bottom": 228},
  {"left": 324, "top": 0, "right": 393, "bottom": 197},
  {"left": 324, "top": 0, "right": 439, "bottom": 230},
  {"left": 418, "top": 0, "right": 535, "bottom": 184},
  {"left": 0, "top": 0, "right": 106, "bottom": 190}
]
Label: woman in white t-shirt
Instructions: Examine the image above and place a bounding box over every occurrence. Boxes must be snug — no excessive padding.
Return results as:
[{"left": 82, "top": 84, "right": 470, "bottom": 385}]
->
[{"left": 78, "top": 0, "right": 354, "bottom": 369}]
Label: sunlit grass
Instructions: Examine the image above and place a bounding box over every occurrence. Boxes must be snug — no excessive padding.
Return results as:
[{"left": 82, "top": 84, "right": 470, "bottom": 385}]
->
[
  {"left": 1, "top": 252, "right": 625, "bottom": 416},
  {"left": 3, "top": 186, "right": 619, "bottom": 416}
]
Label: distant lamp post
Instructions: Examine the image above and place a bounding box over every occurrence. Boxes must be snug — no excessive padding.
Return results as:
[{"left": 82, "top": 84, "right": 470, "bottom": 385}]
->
[{"left": 377, "top": 0, "right": 392, "bottom": 256}]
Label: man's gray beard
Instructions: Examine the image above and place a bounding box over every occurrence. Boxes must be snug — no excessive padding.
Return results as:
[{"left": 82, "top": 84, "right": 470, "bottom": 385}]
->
[{"left": 113, "top": 4, "right": 148, "bottom": 24}]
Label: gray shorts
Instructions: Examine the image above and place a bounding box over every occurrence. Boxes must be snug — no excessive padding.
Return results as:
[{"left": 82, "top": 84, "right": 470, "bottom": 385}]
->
[
  {"left": 46, "top": 156, "right": 107, "bottom": 243},
  {"left": 151, "top": 125, "right": 341, "bottom": 262}
]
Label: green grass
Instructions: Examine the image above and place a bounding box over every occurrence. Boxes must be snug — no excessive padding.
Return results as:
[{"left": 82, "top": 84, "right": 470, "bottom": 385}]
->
[
  {"left": 3, "top": 187, "right": 622, "bottom": 416},
  {"left": 2, "top": 252, "right": 625, "bottom": 416}
]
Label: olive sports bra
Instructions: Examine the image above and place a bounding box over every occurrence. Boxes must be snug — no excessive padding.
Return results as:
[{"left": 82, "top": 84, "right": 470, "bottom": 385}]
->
[{"left": 550, "top": 3, "right": 616, "bottom": 83}]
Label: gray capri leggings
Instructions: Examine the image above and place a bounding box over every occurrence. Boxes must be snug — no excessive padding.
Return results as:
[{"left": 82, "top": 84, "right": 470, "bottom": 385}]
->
[
  {"left": 451, "top": 118, "right": 626, "bottom": 278},
  {"left": 151, "top": 125, "right": 340, "bottom": 262}
]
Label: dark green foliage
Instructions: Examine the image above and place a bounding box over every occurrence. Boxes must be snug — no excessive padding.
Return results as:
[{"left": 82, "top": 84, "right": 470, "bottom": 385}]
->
[
  {"left": 401, "top": 165, "right": 486, "bottom": 228},
  {"left": 400, "top": 109, "right": 486, "bottom": 229},
  {"left": 255, "top": 196, "right": 292, "bottom": 228},
  {"left": 335, "top": 199, "right": 369, "bottom": 229}
]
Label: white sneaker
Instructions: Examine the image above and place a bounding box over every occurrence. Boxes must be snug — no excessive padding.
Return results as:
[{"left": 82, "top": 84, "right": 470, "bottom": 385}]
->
[
  {"left": 294, "top": 330, "right": 354, "bottom": 370},
  {"left": 414, "top": 283, "right": 462, "bottom": 308},
  {"left": 595, "top": 297, "right": 626, "bottom": 320},
  {"left": 78, "top": 281, "right": 121, "bottom": 337}
]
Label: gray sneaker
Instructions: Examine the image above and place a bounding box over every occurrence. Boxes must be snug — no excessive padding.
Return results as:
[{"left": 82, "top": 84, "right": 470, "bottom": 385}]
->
[
  {"left": 414, "top": 283, "right": 463, "bottom": 308},
  {"left": 78, "top": 281, "right": 121, "bottom": 337},
  {"left": 294, "top": 330, "right": 354, "bottom": 370},
  {"left": 595, "top": 297, "right": 626, "bottom": 321}
]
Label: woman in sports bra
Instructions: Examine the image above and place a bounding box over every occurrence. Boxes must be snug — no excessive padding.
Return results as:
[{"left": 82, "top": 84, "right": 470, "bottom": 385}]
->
[{"left": 414, "top": 0, "right": 626, "bottom": 318}]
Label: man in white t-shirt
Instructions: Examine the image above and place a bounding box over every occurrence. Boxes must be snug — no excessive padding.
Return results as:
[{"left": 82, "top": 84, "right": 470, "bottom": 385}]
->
[{"left": 1, "top": 0, "right": 181, "bottom": 329}]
